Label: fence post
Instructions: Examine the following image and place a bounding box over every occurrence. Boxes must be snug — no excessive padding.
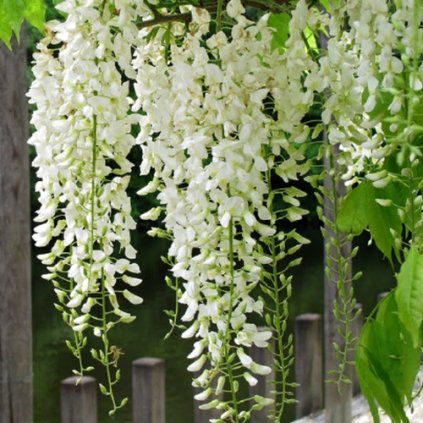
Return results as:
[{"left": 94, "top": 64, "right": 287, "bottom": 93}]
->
[
  {"left": 60, "top": 376, "right": 97, "bottom": 423},
  {"left": 352, "top": 303, "right": 363, "bottom": 396},
  {"left": 132, "top": 357, "right": 165, "bottom": 423},
  {"left": 0, "top": 27, "right": 33, "bottom": 423},
  {"left": 295, "top": 314, "right": 323, "bottom": 419},
  {"left": 249, "top": 327, "right": 275, "bottom": 423}
]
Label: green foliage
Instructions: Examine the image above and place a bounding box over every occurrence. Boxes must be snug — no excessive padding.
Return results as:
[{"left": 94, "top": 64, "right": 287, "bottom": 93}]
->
[
  {"left": 337, "top": 180, "right": 402, "bottom": 262},
  {"left": 268, "top": 13, "right": 290, "bottom": 52},
  {"left": 0, "top": 0, "right": 45, "bottom": 48},
  {"left": 318, "top": 0, "right": 342, "bottom": 12},
  {"left": 357, "top": 293, "right": 421, "bottom": 422},
  {"left": 24, "top": 0, "right": 46, "bottom": 31},
  {"left": 395, "top": 246, "right": 423, "bottom": 347},
  {"left": 336, "top": 181, "right": 369, "bottom": 235}
]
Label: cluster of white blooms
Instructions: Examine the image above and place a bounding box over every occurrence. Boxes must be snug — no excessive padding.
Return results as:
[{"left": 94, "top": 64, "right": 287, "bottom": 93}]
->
[
  {"left": 310, "top": 0, "right": 423, "bottom": 254},
  {"left": 316, "top": 0, "right": 423, "bottom": 188},
  {"left": 28, "top": 0, "right": 146, "bottom": 390},
  {"left": 134, "top": 0, "right": 313, "bottom": 417},
  {"left": 30, "top": 0, "right": 423, "bottom": 417}
]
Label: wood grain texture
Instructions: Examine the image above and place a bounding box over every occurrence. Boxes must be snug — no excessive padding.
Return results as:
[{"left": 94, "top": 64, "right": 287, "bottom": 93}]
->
[
  {"left": 295, "top": 314, "right": 323, "bottom": 419},
  {"left": 0, "top": 30, "right": 33, "bottom": 423},
  {"left": 132, "top": 358, "right": 165, "bottom": 423},
  {"left": 60, "top": 377, "right": 97, "bottom": 423}
]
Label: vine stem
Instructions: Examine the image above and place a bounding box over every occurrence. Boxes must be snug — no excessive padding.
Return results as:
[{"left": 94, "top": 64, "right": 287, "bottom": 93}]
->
[
  {"left": 73, "top": 332, "right": 85, "bottom": 377},
  {"left": 89, "top": 115, "right": 97, "bottom": 282},
  {"left": 221, "top": 218, "right": 240, "bottom": 422},
  {"left": 91, "top": 115, "right": 118, "bottom": 412},
  {"left": 266, "top": 161, "right": 289, "bottom": 421},
  {"left": 137, "top": 0, "right": 290, "bottom": 29},
  {"left": 328, "top": 151, "right": 353, "bottom": 389},
  {"left": 164, "top": 277, "right": 180, "bottom": 340},
  {"left": 216, "top": 0, "right": 224, "bottom": 31},
  {"left": 69, "top": 253, "right": 85, "bottom": 377},
  {"left": 404, "top": 0, "right": 421, "bottom": 237},
  {"left": 101, "top": 269, "right": 118, "bottom": 412}
]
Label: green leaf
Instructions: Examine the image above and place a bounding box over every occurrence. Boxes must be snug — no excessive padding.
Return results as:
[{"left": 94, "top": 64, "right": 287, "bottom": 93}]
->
[
  {"left": 367, "top": 186, "right": 402, "bottom": 263},
  {"left": 0, "top": 5, "right": 13, "bottom": 48},
  {"left": 319, "top": 0, "right": 342, "bottom": 11},
  {"left": 303, "top": 26, "right": 317, "bottom": 51},
  {"left": 357, "top": 293, "right": 420, "bottom": 422},
  {"left": 337, "top": 181, "right": 370, "bottom": 235},
  {"left": 3, "top": 0, "right": 25, "bottom": 39},
  {"left": 395, "top": 246, "right": 423, "bottom": 347},
  {"left": 268, "top": 13, "right": 290, "bottom": 52},
  {"left": 319, "top": 0, "right": 331, "bottom": 10},
  {"left": 337, "top": 180, "right": 401, "bottom": 262},
  {"left": 0, "top": 0, "right": 45, "bottom": 46},
  {"left": 24, "top": 0, "right": 45, "bottom": 32}
]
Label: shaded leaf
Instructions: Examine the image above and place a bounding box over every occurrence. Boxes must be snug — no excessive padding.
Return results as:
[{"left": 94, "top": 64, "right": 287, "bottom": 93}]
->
[
  {"left": 337, "top": 180, "right": 401, "bottom": 262},
  {"left": 367, "top": 184, "right": 402, "bottom": 263},
  {"left": 395, "top": 246, "right": 423, "bottom": 347},
  {"left": 357, "top": 293, "right": 420, "bottom": 423},
  {"left": 337, "top": 180, "right": 370, "bottom": 235}
]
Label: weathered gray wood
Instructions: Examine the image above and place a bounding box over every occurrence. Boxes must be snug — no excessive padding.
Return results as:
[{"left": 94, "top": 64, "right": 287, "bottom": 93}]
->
[
  {"left": 351, "top": 304, "right": 363, "bottom": 396},
  {"left": 60, "top": 376, "right": 97, "bottom": 423},
  {"left": 0, "top": 29, "right": 33, "bottom": 423},
  {"left": 133, "top": 357, "right": 165, "bottom": 423},
  {"left": 249, "top": 328, "right": 275, "bottom": 423},
  {"left": 295, "top": 314, "right": 323, "bottom": 418}
]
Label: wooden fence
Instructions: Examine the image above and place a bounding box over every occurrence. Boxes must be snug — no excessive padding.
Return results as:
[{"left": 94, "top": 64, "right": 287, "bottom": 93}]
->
[{"left": 60, "top": 302, "right": 373, "bottom": 423}]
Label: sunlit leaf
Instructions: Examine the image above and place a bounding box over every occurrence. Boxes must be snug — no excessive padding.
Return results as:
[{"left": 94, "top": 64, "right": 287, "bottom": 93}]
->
[
  {"left": 319, "top": 0, "right": 342, "bottom": 11},
  {"left": 24, "top": 0, "right": 45, "bottom": 32},
  {"left": 3, "top": 0, "right": 25, "bottom": 39},
  {"left": 268, "top": 13, "right": 290, "bottom": 52},
  {"left": 0, "top": 5, "right": 13, "bottom": 49}
]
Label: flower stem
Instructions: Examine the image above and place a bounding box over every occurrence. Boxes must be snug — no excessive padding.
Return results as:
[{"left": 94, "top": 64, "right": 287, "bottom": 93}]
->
[
  {"left": 216, "top": 0, "right": 223, "bottom": 31},
  {"left": 224, "top": 218, "right": 240, "bottom": 421}
]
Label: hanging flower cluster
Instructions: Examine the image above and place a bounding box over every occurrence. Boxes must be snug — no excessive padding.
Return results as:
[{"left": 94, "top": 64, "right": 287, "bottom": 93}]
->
[
  {"left": 309, "top": 0, "right": 423, "bottom": 397},
  {"left": 134, "top": 0, "right": 314, "bottom": 418},
  {"left": 318, "top": 0, "right": 423, "bottom": 253},
  {"left": 318, "top": 2, "right": 423, "bottom": 420},
  {"left": 28, "top": 0, "right": 148, "bottom": 412},
  {"left": 28, "top": 0, "right": 423, "bottom": 420}
]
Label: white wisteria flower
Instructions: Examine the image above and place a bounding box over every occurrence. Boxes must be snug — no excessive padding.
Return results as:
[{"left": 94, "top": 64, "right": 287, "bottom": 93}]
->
[{"left": 28, "top": 0, "right": 147, "bottom": 411}]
